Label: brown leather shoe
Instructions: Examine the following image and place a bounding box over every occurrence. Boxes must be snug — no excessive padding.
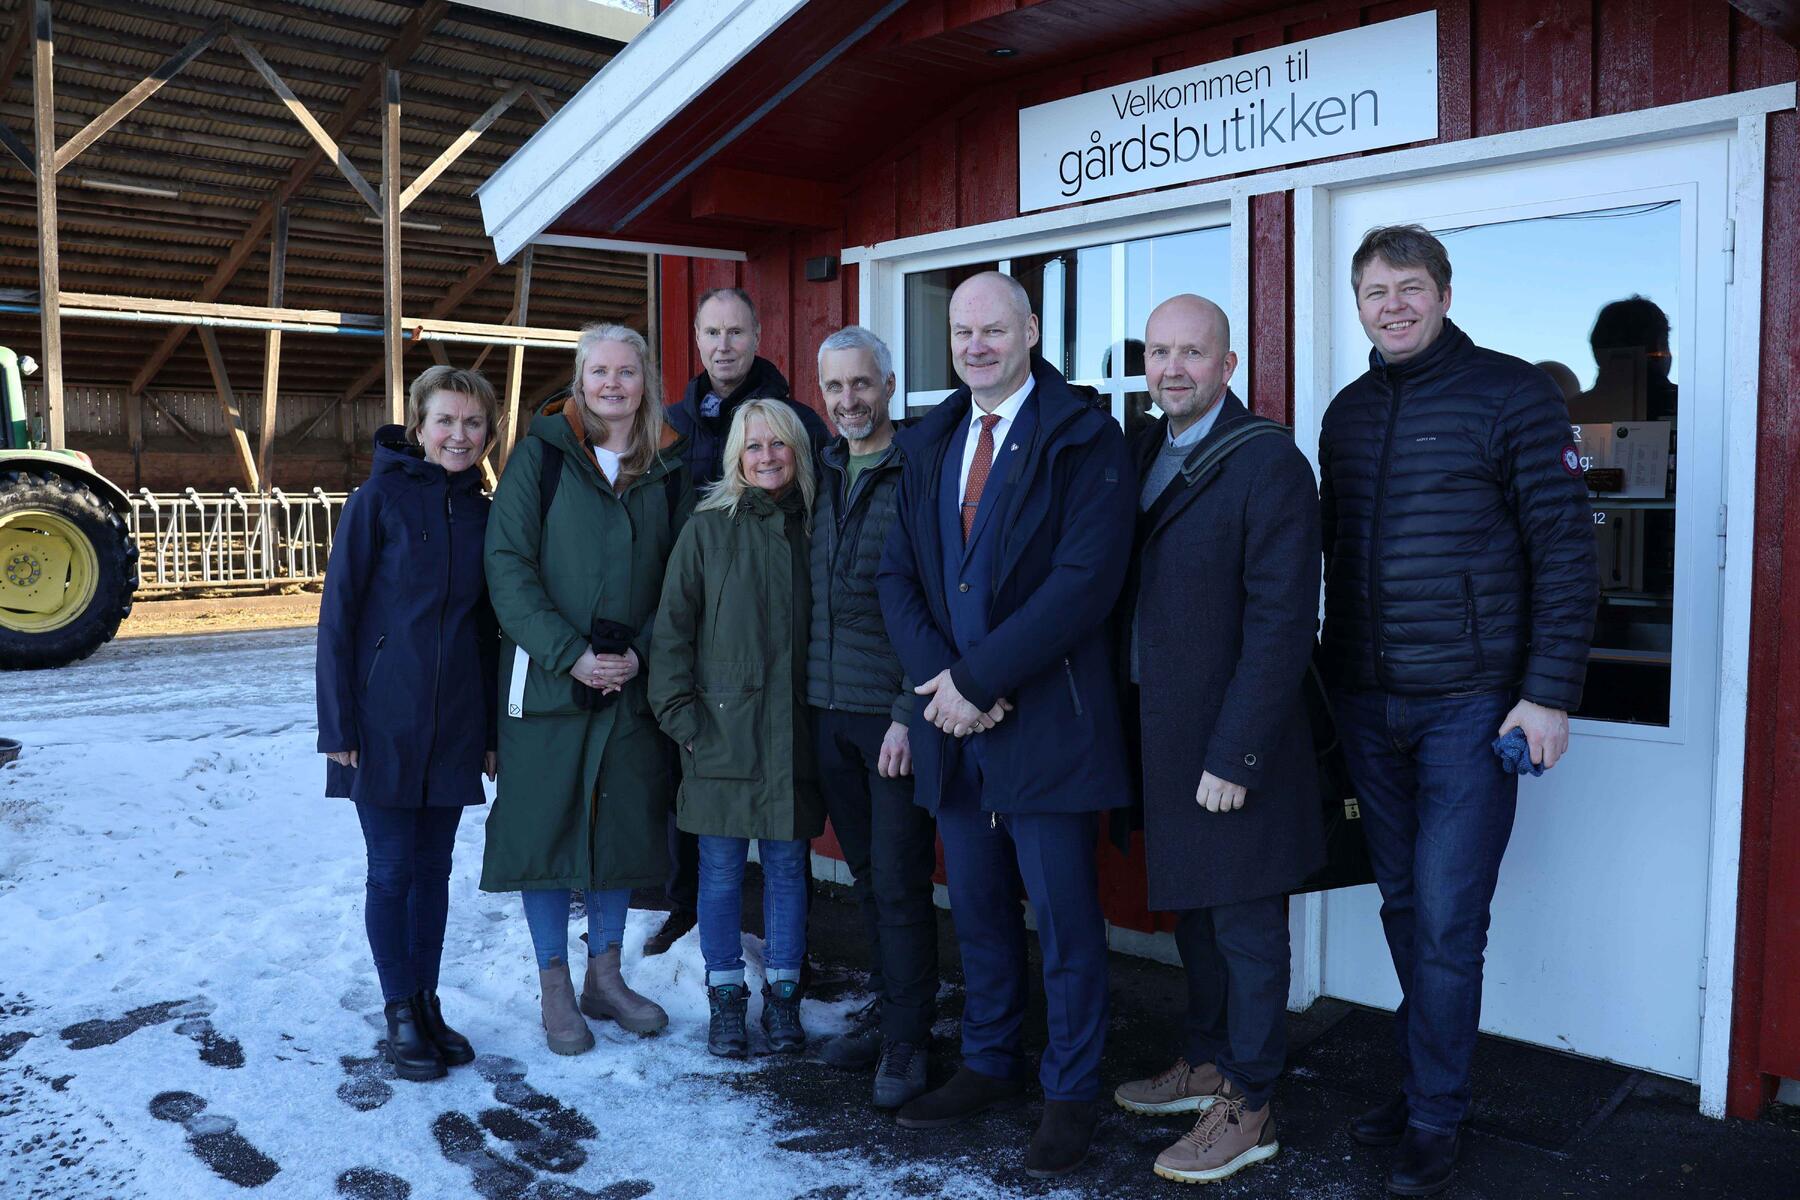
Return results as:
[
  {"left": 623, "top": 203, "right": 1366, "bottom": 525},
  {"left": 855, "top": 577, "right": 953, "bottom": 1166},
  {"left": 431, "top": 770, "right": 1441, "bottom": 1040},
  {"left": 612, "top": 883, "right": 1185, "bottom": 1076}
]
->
[
  {"left": 895, "top": 1065, "right": 1026, "bottom": 1129},
  {"left": 1152, "top": 1081, "right": 1279, "bottom": 1184},
  {"left": 580, "top": 946, "right": 668, "bottom": 1035},
  {"left": 1025, "top": 1099, "right": 1099, "bottom": 1178},
  {"left": 642, "top": 910, "right": 695, "bottom": 957},
  {"left": 1113, "top": 1057, "right": 1225, "bottom": 1115}
]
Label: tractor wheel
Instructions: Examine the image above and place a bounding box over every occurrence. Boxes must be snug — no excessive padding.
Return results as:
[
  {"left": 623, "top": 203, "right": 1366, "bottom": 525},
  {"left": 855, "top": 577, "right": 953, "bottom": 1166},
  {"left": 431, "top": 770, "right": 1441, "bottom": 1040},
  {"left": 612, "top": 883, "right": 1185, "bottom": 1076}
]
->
[{"left": 0, "top": 471, "right": 138, "bottom": 669}]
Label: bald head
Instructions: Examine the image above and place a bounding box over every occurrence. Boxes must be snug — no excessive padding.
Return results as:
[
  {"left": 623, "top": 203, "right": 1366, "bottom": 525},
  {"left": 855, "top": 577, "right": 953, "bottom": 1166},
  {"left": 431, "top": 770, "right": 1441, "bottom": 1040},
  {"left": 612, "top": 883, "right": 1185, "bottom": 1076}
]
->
[
  {"left": 949, "top": 271, "right": 1040, "bottom": 409},
  {"left": 1144, "top": 293, "right": 1237, "bottom": 436}
]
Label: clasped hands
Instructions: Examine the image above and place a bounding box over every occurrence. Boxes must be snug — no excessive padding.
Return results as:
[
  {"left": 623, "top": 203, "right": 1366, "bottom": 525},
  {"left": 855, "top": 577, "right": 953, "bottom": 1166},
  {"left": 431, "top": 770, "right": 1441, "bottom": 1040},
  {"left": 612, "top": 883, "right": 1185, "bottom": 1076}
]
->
[
  {"left": 570, "top": 646, "right": 639, "bottom": 694},
  {"left": 915, "top": 669, "right": 1012, "bottom": 739}
]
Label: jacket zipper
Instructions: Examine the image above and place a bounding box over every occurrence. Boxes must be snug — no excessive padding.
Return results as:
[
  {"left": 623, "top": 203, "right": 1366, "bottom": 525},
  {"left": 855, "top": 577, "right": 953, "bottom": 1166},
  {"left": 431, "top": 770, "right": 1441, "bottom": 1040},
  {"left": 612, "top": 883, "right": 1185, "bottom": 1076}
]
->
[
  {"left": 364, "top": 634, "right": 386, "bottom": 690},
  {"left": 429, "top": 489, "right": 451, "bottom": 758},
  {"left": 824, "top": 460, "right": 843, "bottom": 710},
  {"left": 1063, "top": 657, "right": 1084, "bottom": 717},
  {"left": 1367, "top": 377, "right": 1401, "bottom": 688},
  {"left": 1460, "top": 570, "right": 1487, "bottom": 673}
]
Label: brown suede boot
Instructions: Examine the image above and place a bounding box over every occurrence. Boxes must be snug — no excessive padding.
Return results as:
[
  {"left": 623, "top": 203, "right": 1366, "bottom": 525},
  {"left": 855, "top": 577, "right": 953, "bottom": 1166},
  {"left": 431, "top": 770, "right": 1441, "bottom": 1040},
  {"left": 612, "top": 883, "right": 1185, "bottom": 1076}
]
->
[
  {"left": 1113, "top": 1057, "right": 1225, "bottom": 1115},
  {"left": 538, "top": 957, "right": 595, "bottom": 1055},
  {"left": 1152, "top": 1080, "right": 1279, "bottom": 1184},
  {"left": 579, "top": 946, "right": 668, "bottom": 1035}
]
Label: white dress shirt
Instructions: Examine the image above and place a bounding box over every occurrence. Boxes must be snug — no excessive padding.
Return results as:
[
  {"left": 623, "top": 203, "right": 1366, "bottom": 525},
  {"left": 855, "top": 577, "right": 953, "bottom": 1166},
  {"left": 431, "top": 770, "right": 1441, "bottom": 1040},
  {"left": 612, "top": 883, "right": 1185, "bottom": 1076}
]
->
[{"left": 958, "top": 374, "right": 1036, "bottom": 502}]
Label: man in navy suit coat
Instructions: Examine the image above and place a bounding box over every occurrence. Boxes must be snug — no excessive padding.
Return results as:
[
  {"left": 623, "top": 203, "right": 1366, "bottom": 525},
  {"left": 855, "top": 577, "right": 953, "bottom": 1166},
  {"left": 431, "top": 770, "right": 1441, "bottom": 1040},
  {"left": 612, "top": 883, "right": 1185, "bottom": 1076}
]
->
[{"left": 877, "top": 271, "right": 1134, "bottom": 1178}]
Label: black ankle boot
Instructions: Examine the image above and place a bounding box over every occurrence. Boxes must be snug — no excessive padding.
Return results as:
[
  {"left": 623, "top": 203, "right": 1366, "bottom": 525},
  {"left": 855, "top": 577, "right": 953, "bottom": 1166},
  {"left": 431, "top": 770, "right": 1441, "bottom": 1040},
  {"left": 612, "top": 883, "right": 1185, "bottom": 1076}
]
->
[
  {"left": 415, "top": 992, "right": 474, "bottom": 1066},
  {"left": 1349, "top": 1092, "right": 1408, "bottom": 1146},
  {"left": 1387, "top": 1125, "right": 1459, "bottom": 1196},
  {"left": 706, "top": 983, "right": 749, "bottom": 1058},
  {"left": 760, "top": 979, "right": 806, "bottom": 1054},
  {"left": 383, "top": 995, "right": 446, "bottom": 1082}
]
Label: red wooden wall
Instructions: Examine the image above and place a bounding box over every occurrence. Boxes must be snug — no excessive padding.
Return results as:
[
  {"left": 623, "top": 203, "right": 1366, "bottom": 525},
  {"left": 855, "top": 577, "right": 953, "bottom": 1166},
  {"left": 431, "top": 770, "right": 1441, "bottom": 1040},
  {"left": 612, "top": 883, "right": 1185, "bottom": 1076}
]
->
[{"left": 652, "top": 0, "right": 1799, "bottom": 1113}]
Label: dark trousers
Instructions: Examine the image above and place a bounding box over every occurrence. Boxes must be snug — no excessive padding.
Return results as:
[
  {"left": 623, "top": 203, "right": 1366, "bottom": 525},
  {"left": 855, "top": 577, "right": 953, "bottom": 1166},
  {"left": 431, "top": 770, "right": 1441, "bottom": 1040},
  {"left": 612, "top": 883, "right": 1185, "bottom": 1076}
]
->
[
  {"left": 1173, "top": 895, "right": 1290, "bottom": 1110},
  {"left": 935, "top": 753, "right": 1109, "bottom": 1101},
  {"left": 1330, "top": 688, "right": 1520, "bottom": 1135},
  {"left": 354, "top": 802, "right": 464, "bottom": 1002},
  {"left": 665, "top": 813, "right": 698, "bottom": 912},
  {"left": 815, "top": 709, "right": 940, "bottom": 1043}
]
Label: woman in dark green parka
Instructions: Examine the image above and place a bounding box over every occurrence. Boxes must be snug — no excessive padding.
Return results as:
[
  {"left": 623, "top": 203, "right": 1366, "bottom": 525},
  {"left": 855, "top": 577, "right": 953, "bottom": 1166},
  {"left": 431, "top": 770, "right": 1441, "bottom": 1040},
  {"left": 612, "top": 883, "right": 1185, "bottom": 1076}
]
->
[
  {"left": 483, "top": 323, "right": 690, "bottom": 1056},
  {"left": 650, "top": 397, "right": 824, "bottom": 1059}
]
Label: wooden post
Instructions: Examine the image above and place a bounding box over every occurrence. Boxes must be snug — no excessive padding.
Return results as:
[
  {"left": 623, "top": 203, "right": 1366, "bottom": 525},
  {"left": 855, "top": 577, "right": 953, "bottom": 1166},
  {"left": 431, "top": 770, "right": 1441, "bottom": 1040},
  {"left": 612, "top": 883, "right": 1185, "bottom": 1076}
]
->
[
  {"left": 381, "top": 68, "right": 403, "bottom": 425},
  {"left": 198, "top": 326, "right": 259, "bottom": 491},
  {"left": 497, "top": 245, "right": 533, "bottom": 471},
  {"left": 256, "top": 206, "right": 288, "bottom": 489},
  {"left": 31, "top": 0, "right": 62, "bottom": 449},
  {"left": 125, "top": 390, "right": 143, "bottom": 490}
]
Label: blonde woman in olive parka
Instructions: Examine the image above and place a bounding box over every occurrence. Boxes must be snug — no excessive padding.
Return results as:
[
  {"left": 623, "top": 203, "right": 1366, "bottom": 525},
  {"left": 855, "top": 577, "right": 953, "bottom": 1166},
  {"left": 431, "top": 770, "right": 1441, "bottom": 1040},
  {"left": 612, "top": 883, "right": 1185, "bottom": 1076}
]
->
[
  {"left": 649, "top": 396, "right": 824, "bottom": 1058},
  {"left": 483, "top": 324, "right": 691, "bottom": 1056}
]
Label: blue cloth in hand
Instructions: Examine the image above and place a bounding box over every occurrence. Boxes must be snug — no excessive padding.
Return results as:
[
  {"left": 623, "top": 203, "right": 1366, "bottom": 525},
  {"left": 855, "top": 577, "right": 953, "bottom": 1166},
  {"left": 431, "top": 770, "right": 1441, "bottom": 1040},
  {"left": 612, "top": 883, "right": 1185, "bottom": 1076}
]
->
[{"left": 1492, "top": 726, "right": 1544, "bottom": 777}]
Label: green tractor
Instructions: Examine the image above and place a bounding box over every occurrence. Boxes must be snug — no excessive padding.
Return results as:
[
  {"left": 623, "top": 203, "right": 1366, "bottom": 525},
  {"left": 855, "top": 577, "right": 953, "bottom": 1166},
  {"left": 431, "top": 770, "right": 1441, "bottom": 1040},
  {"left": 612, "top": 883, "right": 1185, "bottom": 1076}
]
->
[{"left": 0, "top": 346, "right": 138, "bottom": 669}]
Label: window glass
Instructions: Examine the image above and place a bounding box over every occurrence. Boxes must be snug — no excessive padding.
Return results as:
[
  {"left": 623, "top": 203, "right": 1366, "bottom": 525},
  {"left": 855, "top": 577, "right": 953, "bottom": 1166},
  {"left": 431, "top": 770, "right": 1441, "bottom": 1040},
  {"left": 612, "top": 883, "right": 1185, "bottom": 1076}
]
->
[{"left": 1435, "top": 201, "right": 1681, "bottom": 725}]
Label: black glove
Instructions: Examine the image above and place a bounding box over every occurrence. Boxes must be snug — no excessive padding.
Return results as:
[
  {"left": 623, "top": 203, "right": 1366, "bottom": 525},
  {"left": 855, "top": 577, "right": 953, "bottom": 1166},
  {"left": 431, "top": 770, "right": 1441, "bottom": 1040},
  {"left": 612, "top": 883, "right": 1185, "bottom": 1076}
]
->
[{"left": 574, "top": 617, "right": 638, "bottom": 711}]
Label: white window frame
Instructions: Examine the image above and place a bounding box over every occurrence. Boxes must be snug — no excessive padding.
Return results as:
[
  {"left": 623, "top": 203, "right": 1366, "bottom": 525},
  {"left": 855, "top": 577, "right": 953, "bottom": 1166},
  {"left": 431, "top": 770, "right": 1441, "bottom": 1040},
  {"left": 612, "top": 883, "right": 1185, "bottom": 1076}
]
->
[{"left": 842, "top": 82, "right": 1792, "bottom": 1118}]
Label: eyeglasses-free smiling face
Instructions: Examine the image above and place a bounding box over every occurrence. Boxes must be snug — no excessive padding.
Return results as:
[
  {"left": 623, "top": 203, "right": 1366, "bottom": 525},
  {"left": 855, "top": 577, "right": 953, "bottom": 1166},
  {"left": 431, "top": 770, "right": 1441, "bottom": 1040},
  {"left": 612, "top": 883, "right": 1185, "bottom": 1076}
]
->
[
  {"left": 1355, "top": 254, "right": 1452, "bottom": 364},
  {"left": 818, "top": 345, "right": 894, "bottom": 443},
  {"left": 580, "top": 338, "right": 646, "bottom": 428},
  {"left": 949, "top": 274, "right": 1040, "bottom": 409},
  {"left": 695, "top": 293, "right": 760, "bottom": 396},
  {"left": 418, "top": 390, "right": 489, "bottom": 473},
  {"left": 739, "top": 414, "right": 796, "bottom": 496}
]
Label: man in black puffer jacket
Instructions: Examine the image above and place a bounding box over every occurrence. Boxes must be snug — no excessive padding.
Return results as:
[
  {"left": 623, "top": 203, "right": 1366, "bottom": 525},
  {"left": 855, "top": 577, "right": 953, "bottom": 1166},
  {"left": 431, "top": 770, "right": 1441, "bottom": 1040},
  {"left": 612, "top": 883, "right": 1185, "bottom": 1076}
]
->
[
  {"left": 803, "top": 326, "right": 938, "bottom": 1111},
  {"left": 1319, "top": 225, "right": 1597, "bottom": 1197}
]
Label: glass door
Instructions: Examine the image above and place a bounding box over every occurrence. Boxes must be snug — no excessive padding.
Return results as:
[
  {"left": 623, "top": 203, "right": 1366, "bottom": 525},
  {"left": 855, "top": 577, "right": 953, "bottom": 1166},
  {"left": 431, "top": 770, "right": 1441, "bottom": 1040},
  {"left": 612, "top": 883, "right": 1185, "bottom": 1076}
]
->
[{"left": 1315, "top": 135, "right": 1731, "bottom": 1080}]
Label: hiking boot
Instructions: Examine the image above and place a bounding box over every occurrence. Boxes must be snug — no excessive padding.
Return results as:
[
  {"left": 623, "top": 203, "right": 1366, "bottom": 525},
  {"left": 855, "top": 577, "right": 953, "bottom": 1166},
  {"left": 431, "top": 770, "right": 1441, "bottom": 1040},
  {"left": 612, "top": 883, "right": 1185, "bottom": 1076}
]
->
[
  {"left": 761, "top": 980, "right": 806, "bottom": 1054},
  {"left": 1387, "top": 1125, "right": 1459, "bottom": 1196},
  {"left": 1153, "top": 1081, "right": 1278, "bottom": 1184},
  {"left": 1025, "top": 1099, "right": 1099, "bottom": 1178},
  {"left": 1349, "top": 1092, "right": 1409, "bottom": 1147},
  {"left": 415, "top": 991, "right": 475, "bottom": 1066},
  {"left": 643, "top": 909, "right": 695, "bottom": 957},
  {"left": 580, "top": 946, "right": 668, "bottom": 1035},
  {"left": 706, "top": 982, "right": 750, "bottom": 1058},
  {"left": 538, "top": 958, "right": 595, "bottom": 1056},
  {"left": 895, "top": 1065, "right": 1026, "bottom": 1129},
  {"left": 872, "top": 1039, "right": 927, "bottom": 1110},
  {"left": 382, "top": 995, "right": 447, "bottom": 1082},
  {"left": 1113, "top": 1057, "right": 1225, "bottom": 1115}
]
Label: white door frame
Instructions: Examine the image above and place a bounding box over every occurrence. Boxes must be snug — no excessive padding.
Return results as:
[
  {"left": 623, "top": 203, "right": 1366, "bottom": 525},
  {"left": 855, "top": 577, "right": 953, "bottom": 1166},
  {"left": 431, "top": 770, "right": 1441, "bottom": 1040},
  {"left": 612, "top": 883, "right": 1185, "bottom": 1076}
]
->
[{"left": 843, "top": 83, "right": 1789, "bottom": 1116}]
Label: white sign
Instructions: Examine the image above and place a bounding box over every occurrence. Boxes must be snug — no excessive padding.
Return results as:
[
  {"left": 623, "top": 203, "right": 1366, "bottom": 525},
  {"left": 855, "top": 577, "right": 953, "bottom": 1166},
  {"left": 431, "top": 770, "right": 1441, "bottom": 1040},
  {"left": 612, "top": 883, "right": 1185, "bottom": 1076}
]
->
[{"left": 1017, "top": 12, "right": 1439, "bottom": 212}]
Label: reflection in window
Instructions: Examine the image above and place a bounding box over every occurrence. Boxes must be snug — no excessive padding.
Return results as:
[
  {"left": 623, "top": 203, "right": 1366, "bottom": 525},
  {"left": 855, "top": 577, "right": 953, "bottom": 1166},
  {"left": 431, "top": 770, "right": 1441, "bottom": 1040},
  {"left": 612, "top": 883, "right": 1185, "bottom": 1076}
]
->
[
  {"left": 1437, "top": 202, "right": 1680, "bottom": 726},
  {"left": 902, "top": 225, "right": 1231, "bottom": 440}
]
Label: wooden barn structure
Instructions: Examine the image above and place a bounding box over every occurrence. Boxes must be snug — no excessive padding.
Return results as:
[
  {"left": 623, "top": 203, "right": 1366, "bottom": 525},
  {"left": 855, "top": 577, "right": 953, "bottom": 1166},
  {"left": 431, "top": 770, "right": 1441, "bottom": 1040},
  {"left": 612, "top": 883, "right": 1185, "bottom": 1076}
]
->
[
  {"left": 481, "top": 0, "right": 1800, "bottom": 1119},
  {"left": 3, "top": 0, "right": 652, "bottom": 492}
]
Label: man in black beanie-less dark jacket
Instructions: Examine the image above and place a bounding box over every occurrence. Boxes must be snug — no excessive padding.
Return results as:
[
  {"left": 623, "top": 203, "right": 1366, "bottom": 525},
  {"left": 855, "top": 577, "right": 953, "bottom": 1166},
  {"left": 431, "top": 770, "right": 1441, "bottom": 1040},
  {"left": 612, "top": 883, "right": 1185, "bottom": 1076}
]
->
[{"left": 1319, "top": 226, "right": 1597, "bottom": 1198}]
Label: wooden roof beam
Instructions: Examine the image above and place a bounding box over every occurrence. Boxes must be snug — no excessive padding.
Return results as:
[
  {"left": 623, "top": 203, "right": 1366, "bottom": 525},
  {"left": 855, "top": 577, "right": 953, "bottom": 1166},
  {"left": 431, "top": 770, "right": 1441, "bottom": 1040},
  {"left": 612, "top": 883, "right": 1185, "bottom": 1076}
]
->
[
  {"left": 53, "top": 19, "right": 229, "bottom": 173},
  {"left": 128, "top": 0, "right": 450, "bottom": 396},
  {"left": 229, "top": 32, "right": 380, "bottom": 214}
]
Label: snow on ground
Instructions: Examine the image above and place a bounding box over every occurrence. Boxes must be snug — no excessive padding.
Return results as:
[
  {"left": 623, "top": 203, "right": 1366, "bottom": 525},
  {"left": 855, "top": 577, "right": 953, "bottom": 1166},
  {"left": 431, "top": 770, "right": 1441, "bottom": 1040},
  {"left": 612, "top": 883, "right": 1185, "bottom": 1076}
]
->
[{"left": 0, "top": 630, "right": 1059, "bottom": 1200}]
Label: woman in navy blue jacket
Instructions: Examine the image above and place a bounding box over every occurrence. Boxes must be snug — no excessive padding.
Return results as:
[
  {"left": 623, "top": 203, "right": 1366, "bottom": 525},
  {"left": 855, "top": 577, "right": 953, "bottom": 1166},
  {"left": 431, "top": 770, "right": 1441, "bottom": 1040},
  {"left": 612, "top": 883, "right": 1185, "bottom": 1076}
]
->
[{"left": 316, "top": 365, "right": 500, "bottom": 1082}]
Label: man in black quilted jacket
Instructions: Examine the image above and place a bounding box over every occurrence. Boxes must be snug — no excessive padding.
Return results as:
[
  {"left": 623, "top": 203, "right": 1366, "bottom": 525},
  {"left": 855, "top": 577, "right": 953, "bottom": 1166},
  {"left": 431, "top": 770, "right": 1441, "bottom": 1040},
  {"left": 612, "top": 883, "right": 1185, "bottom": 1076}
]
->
[
  {"left": 1318, "top": 225, "right": 1597, "bottom": 1197},
  {"left": 804, "top": 326, "right": 938, "bottom": 1110}
]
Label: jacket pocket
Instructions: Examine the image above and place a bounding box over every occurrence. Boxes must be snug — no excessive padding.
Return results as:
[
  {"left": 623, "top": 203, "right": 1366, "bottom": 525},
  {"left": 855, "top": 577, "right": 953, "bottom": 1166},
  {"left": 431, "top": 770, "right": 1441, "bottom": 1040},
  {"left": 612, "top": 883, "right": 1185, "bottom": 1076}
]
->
[
  {"left": 1063, "top": 657, "right": 1085, "bottom": 718},
  {"left": 363, "top": 634, "right": 387, "bottom": 691},
  {"left": 691, "top": 683, "right": 761, "bottom": 780},
  {"left": 1460, "top": 572, "right": 1487, "bottom": 673}
]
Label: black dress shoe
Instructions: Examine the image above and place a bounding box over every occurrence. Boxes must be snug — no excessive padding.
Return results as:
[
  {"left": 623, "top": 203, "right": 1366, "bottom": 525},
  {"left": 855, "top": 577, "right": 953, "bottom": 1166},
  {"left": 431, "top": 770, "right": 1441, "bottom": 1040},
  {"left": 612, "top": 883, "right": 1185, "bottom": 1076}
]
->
[
  {"left": 813, "top": 1025, "right": 882, "bottom": 1071},
  {"left": 1349, "top": 1092, "right": 1408, "bottom": 1146},
  {"left": 1387, "top": 1125, "right": 1459, "bottom": 1196},
  {"left": 643, "top": 910, "right": 696, "bottom": 957},
  {"left": 1025, "top": 1099, "right": 1099, "bottom": 1178},
  {"left": 416, "top": 992, "right": 475, "bottom": 1066},
  {"left": 383, "top": 996, "right": 446, "bottom": 1082},
  {"left": 895, "top": 1065, "right": 1026, "bottom": 1129}
]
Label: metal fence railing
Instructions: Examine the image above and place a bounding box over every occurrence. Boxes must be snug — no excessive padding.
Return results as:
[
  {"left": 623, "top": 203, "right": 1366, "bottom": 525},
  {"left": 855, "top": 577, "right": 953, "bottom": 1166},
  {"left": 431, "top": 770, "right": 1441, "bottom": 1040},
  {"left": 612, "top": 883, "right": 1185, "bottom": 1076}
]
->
[{"left": 128, "top": 489, "right": 351, "bottom": 592}]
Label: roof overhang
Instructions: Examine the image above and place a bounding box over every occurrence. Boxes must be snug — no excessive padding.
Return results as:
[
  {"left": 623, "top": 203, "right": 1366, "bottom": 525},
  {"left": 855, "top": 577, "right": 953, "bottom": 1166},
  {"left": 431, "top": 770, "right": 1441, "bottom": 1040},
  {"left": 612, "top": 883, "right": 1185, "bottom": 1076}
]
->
[{"left": 480, "top": 0, "right": 822, "bottom": 260}]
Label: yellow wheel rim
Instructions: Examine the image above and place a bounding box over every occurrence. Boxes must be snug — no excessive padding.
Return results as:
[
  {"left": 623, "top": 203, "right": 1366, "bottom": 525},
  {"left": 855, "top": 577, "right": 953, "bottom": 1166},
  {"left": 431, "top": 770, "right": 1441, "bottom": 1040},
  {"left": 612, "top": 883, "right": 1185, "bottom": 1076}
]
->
[{"left": 0, "top": 508, "right": 100, "bottom": 633}]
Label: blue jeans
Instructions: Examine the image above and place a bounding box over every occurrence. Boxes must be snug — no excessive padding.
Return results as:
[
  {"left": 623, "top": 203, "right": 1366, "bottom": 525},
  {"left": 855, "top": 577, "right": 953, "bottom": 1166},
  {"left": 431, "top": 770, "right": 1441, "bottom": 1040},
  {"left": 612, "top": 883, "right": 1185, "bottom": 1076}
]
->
[
  {"left": 520, "top": 887, "right": 632, "bottom": 970},
  {"left": 697, "top": 835, "right": 809, "bottom": 987},
  {"left": 355, "top": 803, "right": 463, "bottom": 1002},
  {"left": 1330, "top": 688, "right": 1519, "bottom": 1135}
]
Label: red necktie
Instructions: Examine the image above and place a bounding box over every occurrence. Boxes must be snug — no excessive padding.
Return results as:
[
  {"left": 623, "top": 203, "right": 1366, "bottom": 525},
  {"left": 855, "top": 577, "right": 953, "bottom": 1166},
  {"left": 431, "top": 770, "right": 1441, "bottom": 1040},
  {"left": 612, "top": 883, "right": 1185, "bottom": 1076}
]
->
[{"left": 962, "top": 413, "right": 1001, "bottom": 542}]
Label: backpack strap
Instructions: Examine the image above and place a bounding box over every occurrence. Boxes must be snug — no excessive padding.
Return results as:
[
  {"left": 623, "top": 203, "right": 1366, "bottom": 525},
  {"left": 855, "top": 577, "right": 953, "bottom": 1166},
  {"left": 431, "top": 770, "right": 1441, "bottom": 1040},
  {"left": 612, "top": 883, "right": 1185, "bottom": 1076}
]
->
[
  {"left": 537, "top": 441, "right": 564, "bottom": 527},
  {"left": 1179, "top": 416, "right": 1291, "bottom": 486}
]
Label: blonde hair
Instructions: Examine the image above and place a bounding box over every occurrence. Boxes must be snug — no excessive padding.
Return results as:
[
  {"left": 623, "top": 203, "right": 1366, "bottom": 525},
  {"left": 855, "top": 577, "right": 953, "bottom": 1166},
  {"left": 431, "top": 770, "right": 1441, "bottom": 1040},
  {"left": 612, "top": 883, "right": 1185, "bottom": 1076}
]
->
[
  {"left": 405, "top": 365, "right": 499, "bottom": 452},
  {"left": 696, "top": 397, "right": 816, "bottom": 527},
  {"left": 567, "top": 323, "right": 666, "bottom": 484}
]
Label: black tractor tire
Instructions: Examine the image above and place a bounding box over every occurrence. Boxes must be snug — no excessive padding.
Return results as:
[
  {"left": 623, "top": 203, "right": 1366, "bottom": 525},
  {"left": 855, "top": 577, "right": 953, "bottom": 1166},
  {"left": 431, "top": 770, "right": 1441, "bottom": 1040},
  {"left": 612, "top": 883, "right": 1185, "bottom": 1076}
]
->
[{"left": 0, "top": 470, "right": 138, "bottom": 670}]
